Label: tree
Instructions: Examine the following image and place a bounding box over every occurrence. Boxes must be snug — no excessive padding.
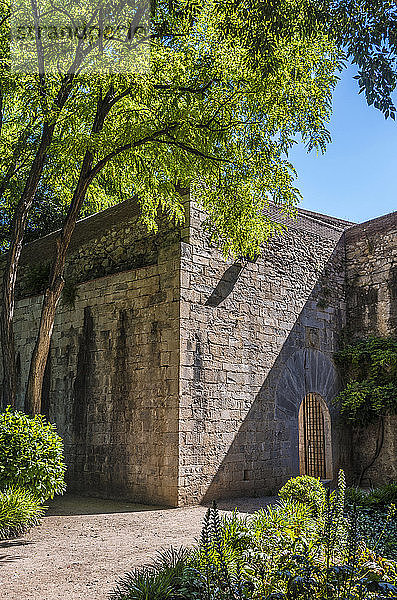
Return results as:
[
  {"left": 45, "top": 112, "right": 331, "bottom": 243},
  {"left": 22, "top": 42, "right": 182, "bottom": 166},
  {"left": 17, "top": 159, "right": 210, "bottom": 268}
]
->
[
  {"left": 211, "top": 0, "right": 397, "bottom": 119},
  {"left": 1, "top": 0, "right": 343, "bottom": 412},
  {"left": 1, "top": 192, "right": 67, "bottom": 252},
  {"left": 3, "top": 0, "right": 397, "bottom": 414},
  {"left": 0, "top": 0, "right": 147, "bottom": 407}
]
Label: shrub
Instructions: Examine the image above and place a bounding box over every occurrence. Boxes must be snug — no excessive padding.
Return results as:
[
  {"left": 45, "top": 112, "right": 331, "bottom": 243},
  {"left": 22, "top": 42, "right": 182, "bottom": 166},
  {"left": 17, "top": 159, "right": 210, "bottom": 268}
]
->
[
  {"left": 278, "top": 475, "right": 326, "bottom": 516},
  {"left": 111, "top": 547, "right": 194, "bottom": 600},
  {"left": 346, "top": 482, "right": 397, "bottom": 508},
  {"left": 334, "top": 337, "right": 397, "bottom": 426},
  {"left": 345, "top": 485, "right": 367, "bottom": 506},
  {"left": 0, "top": 486, "right": 45, "bottom": 539},
  {"left": 345, "top": 482, "right": 397, "bottom": 560},
  {"left": 353, "top": 504, "right": 397, "bottom": 560},
  {"left": 111, "top": 479, "right": 397, "bottom": 600},
  {"left": 370, "top": 481, "right": 397, "bottom": 505},
  {"left": 0, "top": 407, "right": 66, "bottom": 502},
  {"left": 192, "top": 496, "right": 397, "bottom": 600}
]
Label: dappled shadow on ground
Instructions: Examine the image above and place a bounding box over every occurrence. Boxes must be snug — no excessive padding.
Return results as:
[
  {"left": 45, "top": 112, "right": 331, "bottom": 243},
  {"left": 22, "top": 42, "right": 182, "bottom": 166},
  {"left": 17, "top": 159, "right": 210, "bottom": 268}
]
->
[
  {"left": 46, "top": 494, "right": 167, "bottom": 517},
  {"left": 0, "top": 553, "right": 25, "bottom": 564},
  {"left": 0, "top": 540, "right": 33, "bottom": 548},
  {"left": 0, "top": 540, "right": 32, "bottom": 564}
]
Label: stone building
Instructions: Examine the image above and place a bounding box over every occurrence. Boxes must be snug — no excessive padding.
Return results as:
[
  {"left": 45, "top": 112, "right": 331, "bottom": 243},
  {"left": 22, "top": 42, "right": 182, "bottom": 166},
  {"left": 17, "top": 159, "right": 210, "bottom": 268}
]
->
[{"left": 0, "top": 198, "right": 396, "bottom": 506}]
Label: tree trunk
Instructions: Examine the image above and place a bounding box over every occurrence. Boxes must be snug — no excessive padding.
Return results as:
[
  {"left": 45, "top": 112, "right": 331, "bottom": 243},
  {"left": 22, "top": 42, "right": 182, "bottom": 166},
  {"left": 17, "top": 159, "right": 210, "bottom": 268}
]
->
[
  {"left": 24, "top": 190, "right": 88, "bottom": 414},
  {"left": 1, "top": 75, "right": 74, "bottom": 410},
  {"left": 24, "top": 277, "right": 64, "bottom": 415},
  {"left": 25, "top": 89, "right": 114, "bottom": 414},
  {"left": 1, "top": 123, "right": 56, "bottom": 408},
  {"left": 0, "top": 286, "right": 17, "bottom": 408}
]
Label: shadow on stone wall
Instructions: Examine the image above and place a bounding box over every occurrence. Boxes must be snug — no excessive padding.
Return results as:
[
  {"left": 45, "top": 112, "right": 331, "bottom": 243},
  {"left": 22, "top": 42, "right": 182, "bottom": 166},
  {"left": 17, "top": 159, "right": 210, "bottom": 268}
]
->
[
  {"left": 68, "top": 307, "right": 131, "bottom": 496},
  {"left": 200, "top": 246, "right": 353, "bottom": 503},
  {"left": 205, "top": 263, "right": 244, "bottom": 307}
]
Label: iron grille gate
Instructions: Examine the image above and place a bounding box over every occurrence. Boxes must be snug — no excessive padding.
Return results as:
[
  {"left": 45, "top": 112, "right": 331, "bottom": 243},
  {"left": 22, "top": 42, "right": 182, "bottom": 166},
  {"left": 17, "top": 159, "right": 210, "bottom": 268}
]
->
[{"left": 302, "top": 393, "right": 326, "bottom": 479}]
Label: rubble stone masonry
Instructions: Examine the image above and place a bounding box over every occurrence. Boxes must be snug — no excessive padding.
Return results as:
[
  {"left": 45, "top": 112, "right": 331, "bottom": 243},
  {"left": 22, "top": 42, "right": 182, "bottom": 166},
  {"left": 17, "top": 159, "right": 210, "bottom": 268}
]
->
[
  {"left": 0, "top": 202, "right": 182, "bottom": 506},
  {"left": 345, "top": 212, "right": 397, "bottom": 486},
  {"left": 178, "top": 201, "right": 351, "bottom": 504},
  {"left": 0, "top": 198, "right": 395, "bottom": 504}
]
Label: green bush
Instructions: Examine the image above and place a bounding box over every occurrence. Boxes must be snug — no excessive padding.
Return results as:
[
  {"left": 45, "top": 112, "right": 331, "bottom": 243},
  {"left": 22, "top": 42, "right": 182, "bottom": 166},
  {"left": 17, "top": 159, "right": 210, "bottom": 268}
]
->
[
  {"left": 0, "top": 486, "right": 45, "bottom": 539},
  {"left": 353, "top": 504, "right": 397, "bottom": 560},
  {"left": 0, "top": 407, "right": 66, "bottom": 502},
  {"left": 112, "top": 477, "right": 397, "bottom": 600},
  {"left": 278, "top": 474, "right": 326, "bottom": 516},
  {"left": 345, "top": 485, "right": 366, "bottom": 506},
  {"left": 111, "top": 547, "right": 194, "bottom": 600},
  {"left": 334, "top": 337, "right": 397, "bottom": 426},
  {"left": 345, "top": 482, "right": 397, "bottom": 560},
  {"left": 110, "top": 473, "right": 395, "bottom": 600},
  {"left": 346, "top": 482, "right": 397, "bottom": 508}
]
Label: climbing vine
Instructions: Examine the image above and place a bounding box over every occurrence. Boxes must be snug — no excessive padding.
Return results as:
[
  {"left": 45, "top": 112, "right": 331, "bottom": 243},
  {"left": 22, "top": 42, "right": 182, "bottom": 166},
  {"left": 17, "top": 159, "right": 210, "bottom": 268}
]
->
[{"left": 334, "top": 337, "right": 397, "bottom": 427}]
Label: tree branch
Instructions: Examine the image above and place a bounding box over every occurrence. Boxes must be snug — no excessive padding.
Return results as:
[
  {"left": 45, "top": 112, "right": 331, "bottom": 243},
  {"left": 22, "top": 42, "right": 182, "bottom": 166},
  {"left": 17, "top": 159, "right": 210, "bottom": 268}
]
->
[
  {"left": 154, "top": 80, "right": 214, "bottom": 94},
  {"left": 156, "top": 138, "right": 232, "bottom": 163},
  {"left": 87, "top": 124, "right": 179, "bottom": 181}
]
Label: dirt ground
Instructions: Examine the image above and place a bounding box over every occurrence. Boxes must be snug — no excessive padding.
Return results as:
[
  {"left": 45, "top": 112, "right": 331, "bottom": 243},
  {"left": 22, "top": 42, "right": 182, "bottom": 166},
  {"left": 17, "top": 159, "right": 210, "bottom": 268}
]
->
[{"left": 0, "top": 494, "right": 276, "bottom": 600}]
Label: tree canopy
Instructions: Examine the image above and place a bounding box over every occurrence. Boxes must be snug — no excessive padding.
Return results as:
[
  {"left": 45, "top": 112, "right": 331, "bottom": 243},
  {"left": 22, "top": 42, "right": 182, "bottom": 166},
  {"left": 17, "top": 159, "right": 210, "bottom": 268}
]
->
[
  {"left": 1, "top": 0, "right": 397, "bottom": 411},
  {"left": 205, "top": 0, "right": 397, "bottom": 119},
  {"left": 2, "top": 1, "right": 396, "bottom": 253},
  {"left": 0, "top": 0, "right": 344, "bottom": 257}
]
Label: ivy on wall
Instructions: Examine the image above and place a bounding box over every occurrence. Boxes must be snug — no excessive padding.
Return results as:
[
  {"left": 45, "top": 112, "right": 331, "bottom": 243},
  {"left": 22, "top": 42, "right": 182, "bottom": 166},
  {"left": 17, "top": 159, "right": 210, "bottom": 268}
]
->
[
  {"left": 334, "top": 337, "right": 397, "bottom": 427},
  {"left": 23, "top": 262, "right": 51, "bottom": 297},
  {"left": 20, "top": 263, "right": 78, "bottom": 309}
]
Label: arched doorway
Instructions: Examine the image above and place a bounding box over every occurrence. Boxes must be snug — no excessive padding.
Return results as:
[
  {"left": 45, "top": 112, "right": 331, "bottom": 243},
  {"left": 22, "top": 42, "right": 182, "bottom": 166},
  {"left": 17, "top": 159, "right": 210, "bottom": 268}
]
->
[{"left": 298, "top": 393, "right": 333, "bottom": 480}]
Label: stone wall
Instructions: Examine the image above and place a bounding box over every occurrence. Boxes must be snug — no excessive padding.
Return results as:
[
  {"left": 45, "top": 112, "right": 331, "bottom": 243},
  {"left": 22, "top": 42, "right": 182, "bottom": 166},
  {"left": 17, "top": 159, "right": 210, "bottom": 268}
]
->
[
  {"left": 345, "top": 211, "right": 397, "bottom": 486},
  {"left": 0, "top": 200, "right": 182, "bottom": 506},
  {"left": 2, "top": 195, "right": 395, "bottom": 506},
  {"left": 12, "top": 201, "right": 177, "bottom": 300},
  {"left": 345, "top": 212, "right": 397, "bottom": 339},
  {"left": 178, "top": 201, "right": 352, "bottom": 505}
]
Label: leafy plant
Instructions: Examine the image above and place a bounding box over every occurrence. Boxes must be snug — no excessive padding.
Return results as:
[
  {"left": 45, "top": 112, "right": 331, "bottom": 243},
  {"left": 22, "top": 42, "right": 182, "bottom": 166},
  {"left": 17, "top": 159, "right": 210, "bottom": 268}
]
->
[
  {"left": 278, "top": 475, "right": 326, "bottom": 516},
  {"left": 0, "top": 407, "right": 66, "bottom": 502},
  {"left": 353, "top": 504, "right": 397, "bottom": 561},
  {"left": 0, "top": 486, "right": 45, "bottom": 539},
  {"left": 334, "top": 338, "right": 397, "bottom": 484},
  {"left": 334, "top": 337, "right": 397, "bottom": 426},
  {"left": 111, "top": 473, "right": 397, "bottom": 600},
  {"left": 61, "top": 277, "right": 79, "bottom": 309},
  {"left": 111, "top": 568, "right": 177, "bottom": 600},
  {"left": 346, "top": 483, "right": 397, "bottom": 509},
  {"left": 265, "top": 494, "right": 397, "bottom": 599},
  {"left": 23, "top": 262, "right": 51, "bottom": 297},
  {"left": 193, "top": 502, "right": 251, "bottom": 600},
  {"left": 110, "top": 547, "right": 194, "bottom": 600},
  {"left": 345, "top": 482, "right": 397, "bottom": 560}
]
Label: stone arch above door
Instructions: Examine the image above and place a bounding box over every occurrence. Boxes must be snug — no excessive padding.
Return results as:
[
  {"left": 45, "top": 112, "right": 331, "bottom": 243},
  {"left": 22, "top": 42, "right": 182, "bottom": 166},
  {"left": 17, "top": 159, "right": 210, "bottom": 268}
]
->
[{"left": 275, "top": 348, "right": 340, "bottom": 419}]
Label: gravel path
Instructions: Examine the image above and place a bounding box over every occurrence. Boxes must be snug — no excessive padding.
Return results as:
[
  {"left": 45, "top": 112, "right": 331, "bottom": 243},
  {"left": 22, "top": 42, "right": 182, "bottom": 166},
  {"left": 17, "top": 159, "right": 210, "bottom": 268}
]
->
[{"left": 0, "top": 495, "right": 276, "bottom": 600}]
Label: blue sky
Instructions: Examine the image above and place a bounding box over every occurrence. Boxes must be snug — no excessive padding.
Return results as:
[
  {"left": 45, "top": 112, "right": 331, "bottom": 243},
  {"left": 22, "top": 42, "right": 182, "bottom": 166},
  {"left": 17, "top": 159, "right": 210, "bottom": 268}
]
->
[{"left": 288, "top": 67, "right": 397, "bottom": 224}]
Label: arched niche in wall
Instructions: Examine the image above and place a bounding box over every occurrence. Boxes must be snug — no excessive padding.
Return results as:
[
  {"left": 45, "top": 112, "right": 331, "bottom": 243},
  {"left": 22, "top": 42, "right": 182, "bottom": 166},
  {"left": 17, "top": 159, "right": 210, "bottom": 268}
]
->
[{"left": 274, "top": 348, "right": 340, "bottom": 478}]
